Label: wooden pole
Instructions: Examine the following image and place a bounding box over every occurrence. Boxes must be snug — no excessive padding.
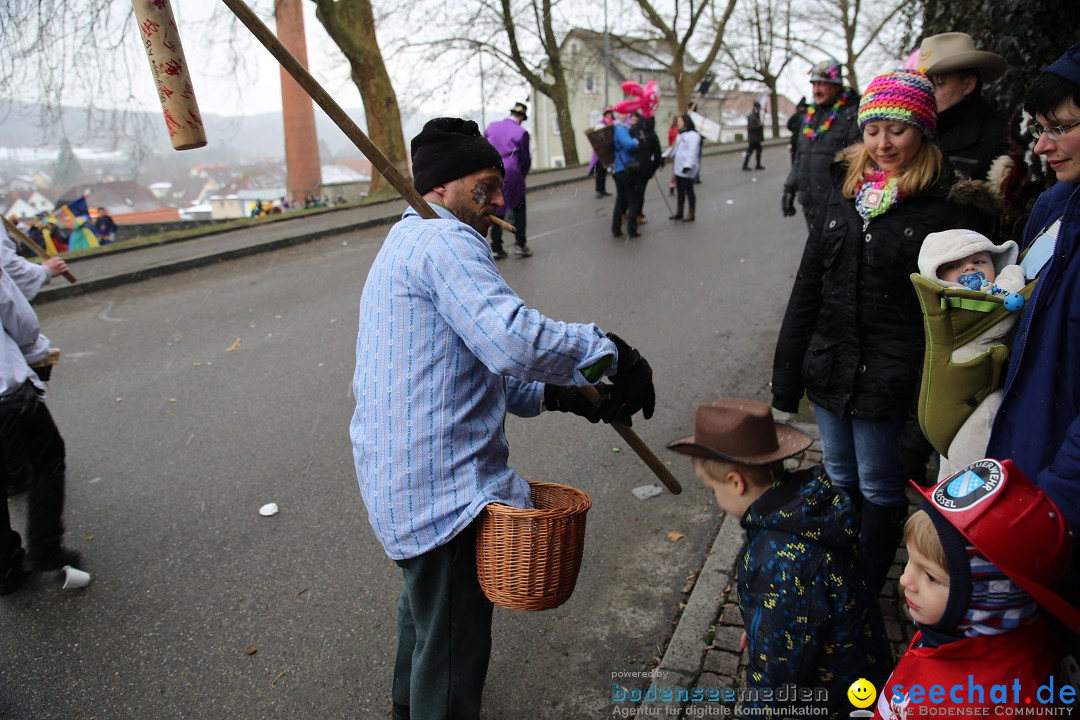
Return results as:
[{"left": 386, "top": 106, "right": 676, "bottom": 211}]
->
[
  {"left": 579, "top": 385, "right": 682, "bottom": 495},
  {"left": 2, "top": 216, "right": 77, "bottom": 284},
  {"left": 221, "top": 0, "right": 680, "bottom": 493}
]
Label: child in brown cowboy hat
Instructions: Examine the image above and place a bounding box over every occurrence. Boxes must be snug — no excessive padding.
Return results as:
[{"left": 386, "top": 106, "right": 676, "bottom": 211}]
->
[{"left": 667, "top": 399, "right": 891, "bottom": 716}]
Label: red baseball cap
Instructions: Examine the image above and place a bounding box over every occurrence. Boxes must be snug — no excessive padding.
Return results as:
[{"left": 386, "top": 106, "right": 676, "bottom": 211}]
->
[{"left": 911, "top": 458, "right": 1080, "bottom": 632}]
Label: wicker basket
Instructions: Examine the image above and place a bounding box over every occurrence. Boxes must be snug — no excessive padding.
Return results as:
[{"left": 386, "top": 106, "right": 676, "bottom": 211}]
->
[
  {"left": 584, "top": 125, "right": 615, "bottom": 169},
  {"left": 476, "top": 481, "right": 591, "bottom": 611}
]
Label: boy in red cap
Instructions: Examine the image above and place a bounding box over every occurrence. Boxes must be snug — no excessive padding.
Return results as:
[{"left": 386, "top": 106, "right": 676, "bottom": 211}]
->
[
  {"left": 667, "top": 399, "right": 891, "bottom": 716},
  {"left": 878, "top": 459, "right": 1079, "bottom": 718}
]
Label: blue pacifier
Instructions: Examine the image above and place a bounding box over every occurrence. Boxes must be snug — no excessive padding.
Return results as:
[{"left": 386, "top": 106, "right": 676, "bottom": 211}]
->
[{"left": 957, "top": 271, "right": 987, "bottom": 291}]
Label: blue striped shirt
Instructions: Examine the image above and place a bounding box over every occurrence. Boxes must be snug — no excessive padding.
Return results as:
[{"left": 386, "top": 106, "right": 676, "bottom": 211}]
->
[{"left": 351, "top": 205, "right": 616, "bottom": 560}]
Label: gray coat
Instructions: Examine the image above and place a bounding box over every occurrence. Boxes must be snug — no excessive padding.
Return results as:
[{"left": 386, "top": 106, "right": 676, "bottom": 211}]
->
[{"left": 784, "top": 97, "right": 861, "bottom": 227}]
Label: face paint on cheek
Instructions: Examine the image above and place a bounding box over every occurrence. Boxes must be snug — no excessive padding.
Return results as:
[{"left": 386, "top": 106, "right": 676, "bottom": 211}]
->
[{"left": 471, "top": 183, "right": 489, "bottom": 206}]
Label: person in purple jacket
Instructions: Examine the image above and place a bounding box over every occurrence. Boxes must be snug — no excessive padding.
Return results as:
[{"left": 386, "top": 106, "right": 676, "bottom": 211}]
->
[{"left": 484, "top": 102, "right": 532, "bottom": 259}]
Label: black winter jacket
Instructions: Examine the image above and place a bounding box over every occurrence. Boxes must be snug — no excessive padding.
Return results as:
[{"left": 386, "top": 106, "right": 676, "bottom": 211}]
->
[
  {"left": 772, "top": 148, "right": 1001, "bottom": 421},
  {"left": 784, "top": 95, "right": 862, "bottom": 226},
  {"left": 936, "top": 92, "right": 1009, "bottom": 181}
]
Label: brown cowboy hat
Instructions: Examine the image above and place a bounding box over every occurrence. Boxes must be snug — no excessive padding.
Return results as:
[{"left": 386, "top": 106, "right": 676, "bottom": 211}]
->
[
  {"left": 666, "top": 399, "right": 812, "bottom": 466},
  {"left": 918, "top": 33, "right": 1007, "bottom": 83}
]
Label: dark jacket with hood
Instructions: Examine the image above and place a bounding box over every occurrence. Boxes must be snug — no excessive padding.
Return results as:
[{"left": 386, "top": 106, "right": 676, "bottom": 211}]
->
[
  {"left": 784, "top": 93, "right": 862, "bottom": 226},
  {"left": 739, "top": 466, "right": 891, "bottom": 716},
  {"left": 987, "top": 180, "right": 1080, "bottom": 533},
  {"left": 935, "top": 92, "right": 1009, "bottom": 181},
  {"left": 772, "top": 146, "right": 1001, "bottom": 420}
]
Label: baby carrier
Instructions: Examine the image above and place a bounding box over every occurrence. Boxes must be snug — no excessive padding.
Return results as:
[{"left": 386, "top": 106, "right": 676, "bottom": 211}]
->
[{"left": 910, "top": 274, "right": 1037, "bottom": 457}]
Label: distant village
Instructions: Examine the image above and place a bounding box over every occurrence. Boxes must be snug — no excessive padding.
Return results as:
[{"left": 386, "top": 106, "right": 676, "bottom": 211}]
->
[{"left": 0, "top": 135, "right": 375, "bottom": 247}]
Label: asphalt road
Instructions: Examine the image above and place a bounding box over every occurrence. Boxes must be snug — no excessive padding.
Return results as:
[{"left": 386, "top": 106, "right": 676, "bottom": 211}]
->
[{"left": 1, "top": 145, "right": 806, "bottom": 719}]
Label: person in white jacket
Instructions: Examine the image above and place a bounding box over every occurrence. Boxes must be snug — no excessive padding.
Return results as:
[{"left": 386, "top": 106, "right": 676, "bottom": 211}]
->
[
  {"left": 0, "top": 224, "right": 68, "bottom": 498},
  {"left": 1, "top": 225, "right": 68, "bottom": 301},
  {"left": 0, "top": 222, "right": 81, "bottom": 595},
  {"left": 670, "top": 114, "right": 702, "bottom": 222}
]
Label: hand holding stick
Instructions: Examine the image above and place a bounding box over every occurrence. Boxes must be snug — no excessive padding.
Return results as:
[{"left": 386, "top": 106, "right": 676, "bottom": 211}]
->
[
  {"left": 579, "top": 384, "right": 682, "bottom": 495},
  {"left": 2, "top": 216, "right": 77, "bottom": 284}
]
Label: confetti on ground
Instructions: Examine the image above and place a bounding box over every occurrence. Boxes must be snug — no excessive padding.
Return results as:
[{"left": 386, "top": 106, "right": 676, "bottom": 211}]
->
[
  {"left": 668, "top": 531, "right": 685, "bottom": 541},
  {"left": 226, "top": 338, "right": 242, "bottom": 352},
  {"left": 259, "top": 503, "right": 279, "bottom": 517}
]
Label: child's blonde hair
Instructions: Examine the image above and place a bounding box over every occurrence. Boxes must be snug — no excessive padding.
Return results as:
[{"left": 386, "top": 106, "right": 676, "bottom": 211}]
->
[
  {"left": 693, "top": 456, "right": 780, "bottom": 487},
  {"left": 903, "top": 509, "right": 948, "bottom": 570},
  {"left": 841, "top": 139, "right": 943, "bottom": 199}
]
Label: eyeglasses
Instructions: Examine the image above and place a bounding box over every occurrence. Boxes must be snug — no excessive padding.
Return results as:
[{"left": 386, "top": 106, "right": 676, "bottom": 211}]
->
[{"left": 1028, "top": 120, "right": 1080, "bottom": 141}]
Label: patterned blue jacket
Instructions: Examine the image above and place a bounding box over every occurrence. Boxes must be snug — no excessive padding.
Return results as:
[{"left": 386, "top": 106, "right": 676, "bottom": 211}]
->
[{"left": 738, "top": 467, "right": 892, "bottom": 716}]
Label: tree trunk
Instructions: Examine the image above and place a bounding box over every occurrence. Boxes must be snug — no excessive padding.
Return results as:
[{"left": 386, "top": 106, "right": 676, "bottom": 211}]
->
[
  {"left": 767, "top": 82, "right": 780, "bottom": 139},
  {"left": 313, "top": 0, "right": 408, "bottom": 195},
  {"left": 548, "top": 80, "right": 578, "bottom": 166}
]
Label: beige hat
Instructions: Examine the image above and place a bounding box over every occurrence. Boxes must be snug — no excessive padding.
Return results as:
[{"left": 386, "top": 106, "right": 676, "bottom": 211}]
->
[{"left": 918, "top": 32, "right": 1007, "bottom": 83}]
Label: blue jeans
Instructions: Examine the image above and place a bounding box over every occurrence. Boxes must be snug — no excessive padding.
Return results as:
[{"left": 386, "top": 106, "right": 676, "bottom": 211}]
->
[{"left": 812, "top": 404, "right": 907, "bottom": 507}]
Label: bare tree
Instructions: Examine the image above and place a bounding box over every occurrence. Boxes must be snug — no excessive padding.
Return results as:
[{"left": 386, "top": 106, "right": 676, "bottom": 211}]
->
[
  {"left": 405, "top": 0, "right": 584, "bottom": 165},
  {"left": 790, "top": 0, "right": 908, "bottom": 93},
  {"left": 0, "top": 0, "right": 409, "bottom": 192},
  {"left": 720, "top": 0, "right": 796, "bottom": 138},
  {"left": 629, "top": 0, "right": 740, "bottom": 109},
  {"left": 311, "top": 0, "right": 408, "bottom": 193}
]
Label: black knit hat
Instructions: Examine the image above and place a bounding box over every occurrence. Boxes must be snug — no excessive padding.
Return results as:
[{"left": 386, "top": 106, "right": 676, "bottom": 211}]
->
[{"left": 410, "top": 117, "right": 504, "bottom": 195}]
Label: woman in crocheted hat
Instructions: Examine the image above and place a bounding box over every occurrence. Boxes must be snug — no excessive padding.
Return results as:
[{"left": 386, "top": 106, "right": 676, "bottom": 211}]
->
[{"left": 771, "top": 69, "right": 1001, "bottom": 597}]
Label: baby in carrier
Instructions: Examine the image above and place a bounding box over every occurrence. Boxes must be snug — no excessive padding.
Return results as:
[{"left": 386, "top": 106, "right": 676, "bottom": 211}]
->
[{"left": 914, "top": 229, "right": 1028, "bottom": 480}]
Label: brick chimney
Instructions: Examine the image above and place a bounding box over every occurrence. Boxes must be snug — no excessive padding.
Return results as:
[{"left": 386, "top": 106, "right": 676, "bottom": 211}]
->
[{"left": 275, "top": 0, "right": 322, "bottom": 202}]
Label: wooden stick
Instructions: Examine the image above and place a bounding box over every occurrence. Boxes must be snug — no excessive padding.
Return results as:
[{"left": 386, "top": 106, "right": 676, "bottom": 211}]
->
[
  {"left": 2, "top": 216, "right": 77, "bottom": 284},
  {"left": 221, "top": 0, "right": 678, "bottom": 492},
  {"left": 491, "top": 216, "right": 516, "bottom": 235},
  {"left": 579, "top": 384, "right": 682, "bottom": 495}
]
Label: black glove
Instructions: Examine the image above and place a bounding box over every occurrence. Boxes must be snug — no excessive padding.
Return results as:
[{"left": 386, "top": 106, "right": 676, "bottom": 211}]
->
[
  {"left": 681, "top": 167, "right": 691, "bottom": 174},
  {"left": 781, "top": 189, "right": 797, "bottom": 217},
  {"left": 605, "top": 333, "right": 655, "bottom": 420},
  {"left": 544, "top": 383, "right": 628, "bottom": 424}
]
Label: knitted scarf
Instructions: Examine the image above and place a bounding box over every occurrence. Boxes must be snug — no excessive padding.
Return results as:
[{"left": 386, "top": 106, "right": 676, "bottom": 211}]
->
[
  {"left": 855, "top": 166, "right": 904, "bottom": 223},
  {"left": 802, "top": 89, "right": 854, "bottom": 142}
]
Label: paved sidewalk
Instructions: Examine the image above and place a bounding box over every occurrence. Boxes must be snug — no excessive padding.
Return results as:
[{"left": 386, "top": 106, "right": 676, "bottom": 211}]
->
[{"left": 630, "top": 412, "right": 918, "bottom": 717}]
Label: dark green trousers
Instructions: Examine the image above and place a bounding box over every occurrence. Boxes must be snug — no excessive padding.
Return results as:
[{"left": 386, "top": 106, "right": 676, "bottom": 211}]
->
[{"left": 392, "top": 520, "right": 493, "bottom": 720}]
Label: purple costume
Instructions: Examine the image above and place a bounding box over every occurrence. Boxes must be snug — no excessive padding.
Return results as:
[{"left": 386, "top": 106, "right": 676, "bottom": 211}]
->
[{"left": 484, "top": 117, "right": 531, "bottom": 215}]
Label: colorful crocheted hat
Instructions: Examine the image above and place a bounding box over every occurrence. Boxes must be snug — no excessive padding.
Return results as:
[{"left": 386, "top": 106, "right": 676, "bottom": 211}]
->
[
  {"left": 808, "top": 58, "right": 843, "bottom": 85},
  {"left": 857, "top": 69, "right": 937, "bottom": 136}
]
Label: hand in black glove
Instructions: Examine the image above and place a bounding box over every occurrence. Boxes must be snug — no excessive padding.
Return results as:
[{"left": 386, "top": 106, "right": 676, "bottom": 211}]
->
[
  {"left": 681, "top": 167, "right": 692, "bottom": 174},
  {"left": 781, "top": 189, "right": 797, "bottom": 217},
  {"left": 544, "top": 383, "right": 628, "bottom": 424},
  {"left": 605, "top": 333, "right": 656, "bottom": 421}
]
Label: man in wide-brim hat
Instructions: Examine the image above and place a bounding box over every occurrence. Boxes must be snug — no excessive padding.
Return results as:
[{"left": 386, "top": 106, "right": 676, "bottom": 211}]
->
[{"left": 917, "top": 31, "right": 1009, "bottom": 180}]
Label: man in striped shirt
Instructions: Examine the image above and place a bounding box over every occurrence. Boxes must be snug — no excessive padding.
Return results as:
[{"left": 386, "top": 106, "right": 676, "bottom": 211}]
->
[{"left": 351, "top": 117, "right": 655, "bottom": 720}]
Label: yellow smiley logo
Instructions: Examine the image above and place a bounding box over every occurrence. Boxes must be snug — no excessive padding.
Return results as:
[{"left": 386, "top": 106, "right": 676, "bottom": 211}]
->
[{"left": 848, "top": 678, "right": 877, "bottom": 709}]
